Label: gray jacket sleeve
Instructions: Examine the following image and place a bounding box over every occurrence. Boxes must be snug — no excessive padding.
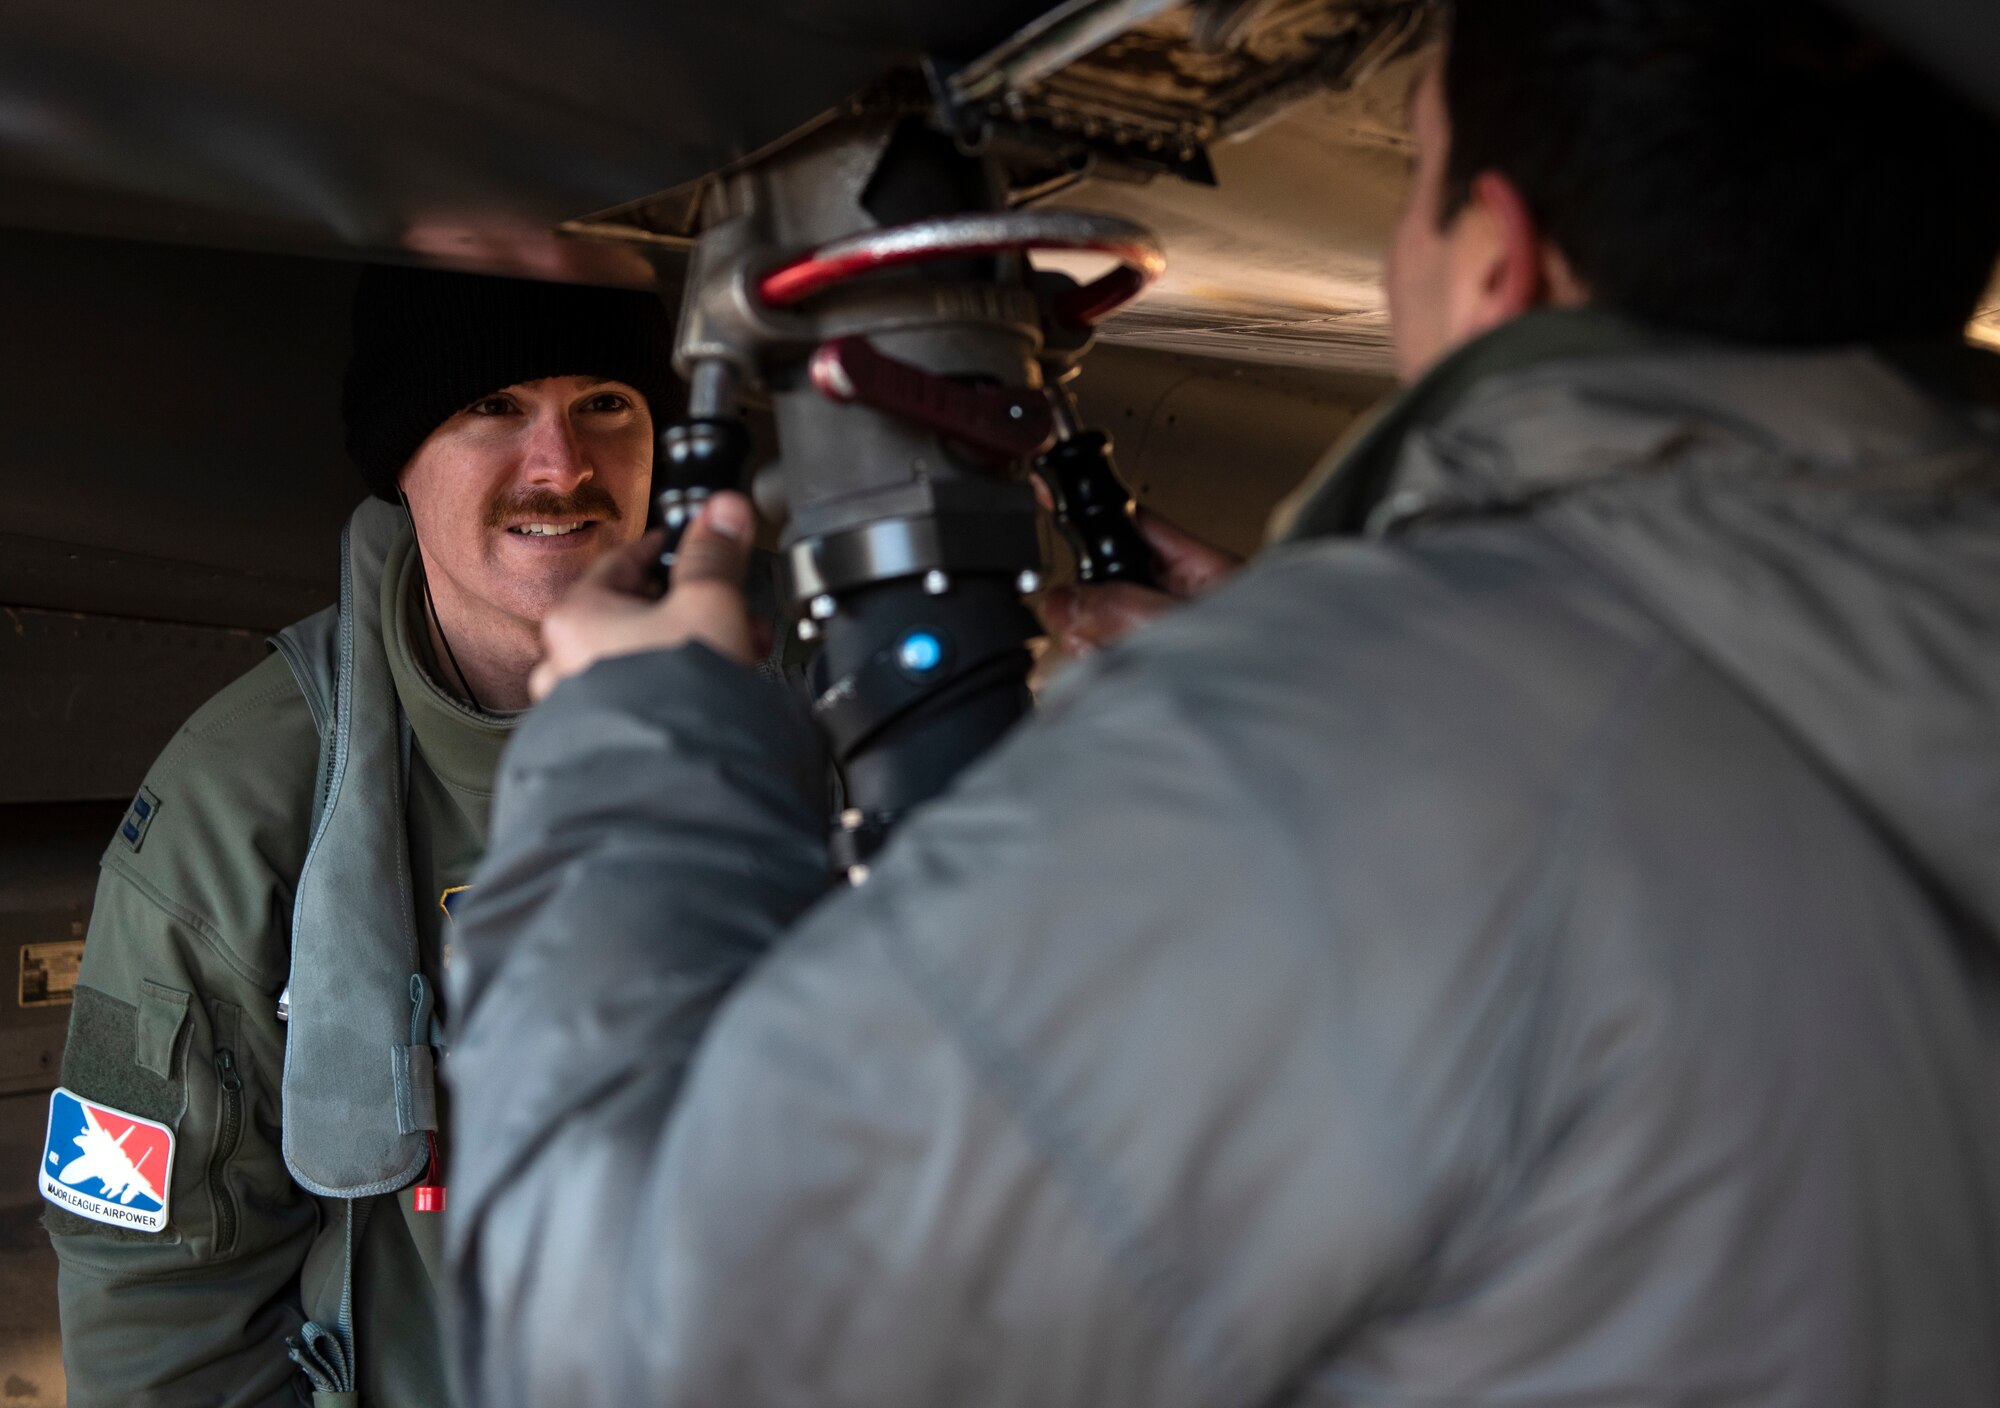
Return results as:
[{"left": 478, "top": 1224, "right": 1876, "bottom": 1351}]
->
[{"left": 445, "top": 553, "right": 1568, "bottom": 1408}]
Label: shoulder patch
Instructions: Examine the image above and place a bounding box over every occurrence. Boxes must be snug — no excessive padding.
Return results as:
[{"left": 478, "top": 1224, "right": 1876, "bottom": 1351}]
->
[
  {"left": 39, "top": 1087, "right": 175, "bottom": 1232},
  {"left": 118, "top": 787, "right": 162, "bottom": 852}
]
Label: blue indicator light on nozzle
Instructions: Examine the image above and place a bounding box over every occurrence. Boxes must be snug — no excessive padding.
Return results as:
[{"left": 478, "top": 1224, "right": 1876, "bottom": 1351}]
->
[{"left": 899, "top": 631, "right": 944, "bottom": 674}]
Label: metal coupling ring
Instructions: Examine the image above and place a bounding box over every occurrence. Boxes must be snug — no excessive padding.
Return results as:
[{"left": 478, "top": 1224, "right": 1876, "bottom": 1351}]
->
[{"left": 755, "top": 210, "right": 1164, "bottom": 328}]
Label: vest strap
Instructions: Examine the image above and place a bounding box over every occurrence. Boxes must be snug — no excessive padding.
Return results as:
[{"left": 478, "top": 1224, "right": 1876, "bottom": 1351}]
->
[{"left": 273, "top": 499, "right": 432, "bottom": 1197}]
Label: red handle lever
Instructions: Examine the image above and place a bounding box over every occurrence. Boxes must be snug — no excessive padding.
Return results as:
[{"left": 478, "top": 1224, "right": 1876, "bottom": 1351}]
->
[
  {"left": 810, "top": 336, "right": 1055, "bottom": 462},
  {"left": 760, "top": 211, "right": 1164, "bottom": 328}
]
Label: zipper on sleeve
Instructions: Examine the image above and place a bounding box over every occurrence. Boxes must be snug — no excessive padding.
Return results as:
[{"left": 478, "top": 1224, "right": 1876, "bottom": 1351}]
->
[{"left": 209, "top": 1047, "right": 245, "bottom": 1255}]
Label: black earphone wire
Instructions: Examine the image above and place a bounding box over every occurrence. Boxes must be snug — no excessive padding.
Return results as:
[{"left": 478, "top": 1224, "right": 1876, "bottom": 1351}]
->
[{"left": 398, "top": 492, "right": 488, "bottom": 714}]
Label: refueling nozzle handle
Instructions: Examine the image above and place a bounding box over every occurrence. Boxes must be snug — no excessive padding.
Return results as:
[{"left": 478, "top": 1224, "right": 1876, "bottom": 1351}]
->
[
  {"left": 655, "top": 360, "right": 751, "bottom": 581},
  {"left": 1034, "top": 387, "right": 1154, "bottom": 588}
]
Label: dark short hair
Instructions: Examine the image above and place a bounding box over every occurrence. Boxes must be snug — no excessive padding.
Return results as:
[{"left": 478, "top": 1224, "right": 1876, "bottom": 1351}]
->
[{"left": 1441, "top": 0, "right": 2000, "bottom": 344}]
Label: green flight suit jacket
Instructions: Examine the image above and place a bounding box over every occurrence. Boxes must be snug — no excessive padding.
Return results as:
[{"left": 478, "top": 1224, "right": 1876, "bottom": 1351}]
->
[{"left": 45, "top": 514, "right": 507, "bottom": 1408}]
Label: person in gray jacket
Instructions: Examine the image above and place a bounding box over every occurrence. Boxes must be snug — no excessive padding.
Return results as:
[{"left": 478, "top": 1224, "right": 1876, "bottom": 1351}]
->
[{"left": 445, "top": 1, "right": 2000, "bottom": 1404}]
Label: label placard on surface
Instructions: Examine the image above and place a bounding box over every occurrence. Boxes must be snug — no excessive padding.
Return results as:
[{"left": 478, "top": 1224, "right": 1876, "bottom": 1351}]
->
[
  {"left": 39, "top": 1087, "right": 174, "bottom": 1232},
  {"left": 20, "top": 938, "right": 84, "bottom": 1008}
]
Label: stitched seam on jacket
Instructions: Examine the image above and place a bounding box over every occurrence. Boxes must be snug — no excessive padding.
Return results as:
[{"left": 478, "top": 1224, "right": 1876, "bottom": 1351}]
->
[
  {"left": 874, "top": 925, "right": 1239, "bottom": 1401},
  {"left": 146, "top": 675, "right": 311, "bottom": 779},
  {"left": 187, "top": 676, "right": 309, "bottom": 741},
  {"left": 271, "top": 629, "right": 331, "bottom": 738},
  {"left": 95, "top": 856, "right": 285, "bottom": 991}
]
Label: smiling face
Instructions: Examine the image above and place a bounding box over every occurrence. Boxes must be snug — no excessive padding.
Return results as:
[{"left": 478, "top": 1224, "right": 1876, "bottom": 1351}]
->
[{"left": 397, "top": 374, "right": 654, "bottom": 632}]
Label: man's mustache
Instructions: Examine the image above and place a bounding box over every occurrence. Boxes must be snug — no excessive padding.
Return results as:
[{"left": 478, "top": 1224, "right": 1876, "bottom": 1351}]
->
[{"left": 485, "top": 483, "right": 623, "bottom": 528}]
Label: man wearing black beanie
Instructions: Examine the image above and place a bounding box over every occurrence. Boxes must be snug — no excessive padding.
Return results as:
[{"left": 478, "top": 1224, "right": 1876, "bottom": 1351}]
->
[{"left": 45, "top": 263, "right": 674, "bottom": 1407}]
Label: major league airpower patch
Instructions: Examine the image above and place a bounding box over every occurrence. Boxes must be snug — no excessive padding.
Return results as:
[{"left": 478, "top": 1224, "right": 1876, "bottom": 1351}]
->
[{"left": 39, "top": 1087, "right": 174, "bottom": 1232}]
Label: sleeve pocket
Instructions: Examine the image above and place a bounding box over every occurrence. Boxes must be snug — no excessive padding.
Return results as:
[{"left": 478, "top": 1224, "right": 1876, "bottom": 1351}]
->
[{"left": 136, "top": 981, "right": 191, "bottom": 1078}]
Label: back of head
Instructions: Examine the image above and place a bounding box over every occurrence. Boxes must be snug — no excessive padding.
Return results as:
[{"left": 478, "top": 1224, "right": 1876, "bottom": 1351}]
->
[{"left": 1444, "top": 0, "right": 2000, "bottom": 345}]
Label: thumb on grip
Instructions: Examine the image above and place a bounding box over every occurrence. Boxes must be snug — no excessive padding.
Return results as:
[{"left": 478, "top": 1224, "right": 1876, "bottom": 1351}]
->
[{"left": 671, "top": 493, "right": 754, "bottom": 589}]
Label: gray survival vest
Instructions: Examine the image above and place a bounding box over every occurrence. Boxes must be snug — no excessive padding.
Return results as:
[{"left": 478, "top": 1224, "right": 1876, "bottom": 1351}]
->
[{"left": 269, "top": 498, "right": 444, "bottom": 1405}]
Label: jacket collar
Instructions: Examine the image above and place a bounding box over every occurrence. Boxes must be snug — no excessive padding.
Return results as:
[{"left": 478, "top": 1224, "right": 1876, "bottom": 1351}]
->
[
  {"left": 1282, "top": 308, "right": 2000, "bottom": 940},
  {"left": 1280, "top": 308, "right": 2000, "bottom": 541},
  {"left": 380, "top": 525, "right": 514, "bottom": 799}
]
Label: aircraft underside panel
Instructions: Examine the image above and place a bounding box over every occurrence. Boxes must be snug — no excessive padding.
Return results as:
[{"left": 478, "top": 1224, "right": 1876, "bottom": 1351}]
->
[{"left": 0, "top": 0, "right": 1055, "bottom": 278}]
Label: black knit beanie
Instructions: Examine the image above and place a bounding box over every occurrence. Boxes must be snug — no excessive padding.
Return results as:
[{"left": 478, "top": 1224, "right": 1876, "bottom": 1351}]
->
[{"left": 342, "top": 264, "right": 677, "bottom": 501}]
